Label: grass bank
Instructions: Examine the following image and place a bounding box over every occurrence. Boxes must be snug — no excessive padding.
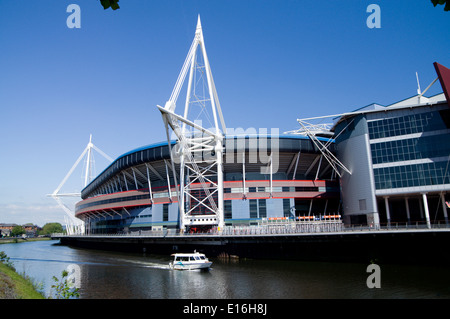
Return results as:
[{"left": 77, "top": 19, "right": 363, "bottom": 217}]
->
[
  {"left": 0, "top": 262, "right": 45, "bottom": 299},
  {"left": 0, "top": 237, "right": 51, "bottom": 245}
]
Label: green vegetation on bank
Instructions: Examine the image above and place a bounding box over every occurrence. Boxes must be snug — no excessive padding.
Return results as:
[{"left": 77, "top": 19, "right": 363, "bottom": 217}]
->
[
  {"left": 1, "top": 222, "right": 63, "bottom": 238},
  {"left": 40, "top": 223, "right": 63, "bottom": 235},
  {"left": 0, "top": 253, "right": 45, "bottom": 299},
  {"left": 0, "top": 248, "right": 79, "bottom": 299},
  {"left": 0, "top": 237, "right": 51, "bottom": 245}
]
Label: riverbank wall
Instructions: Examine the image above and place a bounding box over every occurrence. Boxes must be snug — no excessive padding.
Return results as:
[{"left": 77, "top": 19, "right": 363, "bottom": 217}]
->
[{"left": 54, "top": 228, "right": 450, "bottom": 265}]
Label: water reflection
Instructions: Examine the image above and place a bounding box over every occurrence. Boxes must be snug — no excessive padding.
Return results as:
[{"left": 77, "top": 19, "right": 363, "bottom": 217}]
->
[{"left": 1, "top": 240, "right": 449, "bottom": 299}]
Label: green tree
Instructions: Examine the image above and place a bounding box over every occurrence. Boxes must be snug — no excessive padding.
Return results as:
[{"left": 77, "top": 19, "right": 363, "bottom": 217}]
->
[
  {"left": 11, "top": 226, "right": 25, "bottom": 237},
  {"left": 0, "top": 251, "right": 14, "bottom": 269},
  {"left": 98, "top": 0, "right": 449, "bottom": 12},
  {"left": 41, "top": 223, "right": 63, "bottom": 236},
  {"left": 100, "top": 0, "right": 120, "bottom": 10},
  {"left": 431, "top": 0, "right": 450, "bottom": 11}
]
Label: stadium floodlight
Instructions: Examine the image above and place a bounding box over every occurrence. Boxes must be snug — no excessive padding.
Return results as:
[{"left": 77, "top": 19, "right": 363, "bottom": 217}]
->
[
  {"left": 48, "top": 135, "right": 113, "bottom": 235},
  {"left": 157, "top": 16, "right": 227, "bottom": 231}
]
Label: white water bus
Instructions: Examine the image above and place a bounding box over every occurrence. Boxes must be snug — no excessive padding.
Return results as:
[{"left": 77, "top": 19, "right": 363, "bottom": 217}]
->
[{"left": 169, "top": 251, "right": 213, "bottom": 270}]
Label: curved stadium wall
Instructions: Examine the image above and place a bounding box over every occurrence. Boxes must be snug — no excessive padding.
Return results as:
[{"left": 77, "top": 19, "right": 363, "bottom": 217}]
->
[{"left": 75, "top": 135, "right": 340, "bottom": 234}]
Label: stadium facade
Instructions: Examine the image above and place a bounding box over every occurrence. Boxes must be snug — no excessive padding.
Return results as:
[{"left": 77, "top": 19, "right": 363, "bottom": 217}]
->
[
  {"left": 72, "top": 18, "right": 450, "bottom": 236},
  {"left": 74, "top": 17, "right": 344, "bottom": 235},
  {"left": 75, "top": 134, "right": 340, "bottom": 234}
]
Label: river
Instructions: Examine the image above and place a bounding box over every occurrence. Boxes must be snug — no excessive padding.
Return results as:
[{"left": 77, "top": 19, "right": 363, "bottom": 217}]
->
[{"left": 1, "top": 239, "right": 449, "bottom": 299}]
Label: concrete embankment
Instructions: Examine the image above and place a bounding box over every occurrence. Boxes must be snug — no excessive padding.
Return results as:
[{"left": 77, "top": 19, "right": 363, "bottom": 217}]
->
[{"left": 54, "top": 229, "right": 450, "bottom": 265}]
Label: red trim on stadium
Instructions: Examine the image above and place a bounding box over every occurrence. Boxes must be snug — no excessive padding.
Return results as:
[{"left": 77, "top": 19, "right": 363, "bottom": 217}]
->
[{"left": 75, "top": 179, "right": 339, "bottom": 219}]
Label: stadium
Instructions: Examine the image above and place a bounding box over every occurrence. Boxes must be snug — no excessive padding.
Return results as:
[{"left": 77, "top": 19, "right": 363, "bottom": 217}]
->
[
  {"left": 70, "top": 17, "right": 344, "bottom": 235},
  {"left": 69, "top": 17, "right": 450, "bottom": 236},
  {"left": 75, "top": 134, "right": 341, "bottom": 234},
  {"left": 53, "top": 17, "right": 450, "bottom": 264}
]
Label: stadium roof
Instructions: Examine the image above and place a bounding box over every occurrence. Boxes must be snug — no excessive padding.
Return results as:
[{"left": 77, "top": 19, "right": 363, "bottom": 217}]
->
[{"left": 81, "top": 134, "right": 335, "bottom": 199}]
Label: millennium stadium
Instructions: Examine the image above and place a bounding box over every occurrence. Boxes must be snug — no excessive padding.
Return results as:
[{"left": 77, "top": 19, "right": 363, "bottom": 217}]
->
[
  {"left": 51, "top": 17, "right": 450, "bottom": 264},
  {"left": 57, "top": 16, "right": 345, "bottom": 235},
  {"left": 75, "top": 134, "right": 341, "bottom": 234}
]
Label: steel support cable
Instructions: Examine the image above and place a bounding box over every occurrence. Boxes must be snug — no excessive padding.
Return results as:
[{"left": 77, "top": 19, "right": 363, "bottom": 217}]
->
[
  {"left": 169, "top": 38, "right": 198, "bottom": 106},
  {"left": 298, "top": 120, "right": 351, "bottom": 177}
]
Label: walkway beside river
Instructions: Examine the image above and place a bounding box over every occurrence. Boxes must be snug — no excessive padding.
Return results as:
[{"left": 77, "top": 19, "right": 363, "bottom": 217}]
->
[{"left": 52, "top": 219, "right": 450, "bottom": 239}]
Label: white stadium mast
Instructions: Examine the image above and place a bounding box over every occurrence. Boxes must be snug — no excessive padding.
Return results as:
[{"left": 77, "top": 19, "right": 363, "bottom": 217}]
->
[
  {"left": 157, "top": 16, "right": 227, "bottom": 231},
  {"left": 48, "top": 135, "right": 113, "bottom": 235}
]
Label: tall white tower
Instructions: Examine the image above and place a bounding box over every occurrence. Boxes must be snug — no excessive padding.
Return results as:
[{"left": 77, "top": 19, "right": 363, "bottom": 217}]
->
[
  {"left": 48, "top": 135, "right": 112, "bottom": 235},
  {"left": 157, "top": 16, "right": 227, "bottom": 231}
]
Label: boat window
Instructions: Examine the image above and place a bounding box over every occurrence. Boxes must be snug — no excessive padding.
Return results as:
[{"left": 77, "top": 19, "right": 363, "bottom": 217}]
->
[
  {"left": 190, "top": 257, "right": 196, "bottom": 261},
  {"left": 199, "top": 256, "right": 206, "bottom": 260},
  {"left": 175, "top": 256, "right": 191, "bottom": 262},
  {"left": 195, "top": 256, "right": 200, "bottom": 260}
]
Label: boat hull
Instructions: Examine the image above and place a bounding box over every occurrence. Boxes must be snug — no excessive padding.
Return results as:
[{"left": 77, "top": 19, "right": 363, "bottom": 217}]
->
[{"left": 170, "top": 261, "right": 212, "bottom": 270}]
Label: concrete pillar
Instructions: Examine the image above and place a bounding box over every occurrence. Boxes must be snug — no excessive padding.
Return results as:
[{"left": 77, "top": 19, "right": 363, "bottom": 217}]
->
[
  {"left": 422, "top": 193, "right": 431, "bottom": 229},
  {"left": 384, "top": 196, "right": 391, "bottom": 228},
  {"left": 367, "top": 212, "right": 380, "bottom": 229},
  {"left": 440, "top": 193, "right": 449, "bottom": 225},
  {"left": 405, "top": 197, "right": 411, "bottom": 225}
]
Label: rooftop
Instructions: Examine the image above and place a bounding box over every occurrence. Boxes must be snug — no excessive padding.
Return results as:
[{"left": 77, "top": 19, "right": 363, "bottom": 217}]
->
[{"left": 331, "top": 92, "right": 447, "bottom": 130}]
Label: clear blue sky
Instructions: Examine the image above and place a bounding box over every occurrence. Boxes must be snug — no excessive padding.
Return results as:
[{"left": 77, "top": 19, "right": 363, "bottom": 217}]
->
[{"left": 0, "top": 0, "right": 449, "bottom": 226}]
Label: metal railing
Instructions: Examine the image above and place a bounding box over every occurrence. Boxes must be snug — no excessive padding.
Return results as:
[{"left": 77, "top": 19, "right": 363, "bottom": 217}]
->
[
  {"left": 51, "top": 218, "right": 450, "bottom": 239},
  {"left": 52, "top": 219, "right": 450, "bottom": 239},
  {"left": 221, "top": 221, "right": 344, "bottom": 235},
  {"left": 344, "top": 220, "right": 450, "bottom": 232}
]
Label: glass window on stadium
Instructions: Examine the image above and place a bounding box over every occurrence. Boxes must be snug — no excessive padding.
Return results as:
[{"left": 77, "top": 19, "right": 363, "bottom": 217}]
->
[
  {"left": 163, "top": 204, "right": 169, "bottom": 222},
  {"left": 224, "top": 200, "right": 232, "bottom": 219},
  {"left": 283, "top": 199, "right": 292, "bottom": 218},
  {"left": 370, "top": 134, "right": 450, "bottom": 165},
  {"left": 249, "top": 200, "right": 258, "bottom": 218},
  {"left": 373, "top": 161, "right": 450, "bottom": 190},
  {"left": 367, "top": 110, "right": 449, "bottom": 140},
  {"left": 258, "top": 199, "right": 267, "bottom": 218}
]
